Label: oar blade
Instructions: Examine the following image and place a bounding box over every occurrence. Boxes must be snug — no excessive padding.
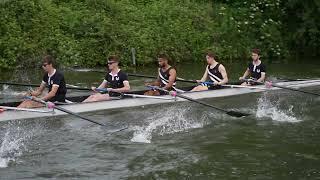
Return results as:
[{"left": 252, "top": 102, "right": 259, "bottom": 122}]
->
[{"left": 226, "top": 110, "right": 251, "bottom": 117}]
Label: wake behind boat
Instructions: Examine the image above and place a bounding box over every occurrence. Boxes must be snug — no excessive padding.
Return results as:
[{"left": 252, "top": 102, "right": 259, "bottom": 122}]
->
[{"left": 0, "top": 79, "right": 319, "bottom": 122}]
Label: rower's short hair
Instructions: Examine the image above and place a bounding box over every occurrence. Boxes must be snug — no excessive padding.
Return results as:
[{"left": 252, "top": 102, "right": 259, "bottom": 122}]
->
[
  {"left": 252, "top": 48, "right": 261, "bottom": 55},
  {"left": 157, "top": 53, "right": 169, "bottom": 61},
  {"left": 206, "top": 51, "right": 218, "bottom": 60},
  {"left": 42, "top": 55, "right": 55, "bottom": 66},
  {"left": 108, "top": 55, "right": 120, "bottom": 62}
]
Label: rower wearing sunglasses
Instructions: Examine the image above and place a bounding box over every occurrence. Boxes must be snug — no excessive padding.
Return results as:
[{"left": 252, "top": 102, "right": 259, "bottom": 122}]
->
[
  {"left": 18, "top": 55, "right": 67, "bottom": 108},
  {"left": 83, "top": 55, "right": 130, "bottom": 102}
]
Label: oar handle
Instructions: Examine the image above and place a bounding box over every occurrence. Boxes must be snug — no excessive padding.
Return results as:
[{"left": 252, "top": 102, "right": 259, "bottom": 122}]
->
[
  {"left": 25, "top": 96, "right": 56, "bottom": 109},
  {"left": 95, "top": 88, "right": 110, "bottom": 93}
]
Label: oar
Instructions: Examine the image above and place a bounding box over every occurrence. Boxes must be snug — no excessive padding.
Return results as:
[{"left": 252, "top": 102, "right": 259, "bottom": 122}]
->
[
  {"left": 147, "top": 86, "right": 251, "bottom": 117},
  {"left": 196, "top": 81, "right": 268, "bottom": 90},
  {"left": 94, "top": 88, "right": 174, "bottom": 100},
  {"left": 0, "top": 106, "right": 53, "bottom": 113},
  {"left": 245, "top": 79, "right": 320, "bottom": 96},
  {"left": 122, "top": 93, "right": 175, "bottom": 100},
  {"left": 0, "top": 82, "right": 91, "bottom": 91},
  {"left": 221, "top": 84, "right": 268, "bottom": 90},
  {"left": 26, "top": 96, "right": 107, "bottom": 126}
]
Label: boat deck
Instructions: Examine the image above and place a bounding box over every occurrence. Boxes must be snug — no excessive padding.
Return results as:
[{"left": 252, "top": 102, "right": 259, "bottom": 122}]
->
[{"left": 0, "top": 79, "right": 319, "bottom": 122}]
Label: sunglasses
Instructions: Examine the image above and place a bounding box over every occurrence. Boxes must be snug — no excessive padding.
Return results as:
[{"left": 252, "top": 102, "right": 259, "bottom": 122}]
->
[
  {"left": 42, "top": 63, "right": 49, "bottom": 67},
  {"left": 107, "top": 61, "right": 116, "bottom": 65}
]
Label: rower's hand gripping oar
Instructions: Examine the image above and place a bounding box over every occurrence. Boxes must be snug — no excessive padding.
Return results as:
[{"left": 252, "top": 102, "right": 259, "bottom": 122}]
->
[
  {"left": 147, "top": 86, "right": 251, "bottom": 118},
  {"left": 26, "top": 96, "right": 107, "bottom": 126},
  {"left": 244, "top": 79, "right": 320, "bottom": 96}
]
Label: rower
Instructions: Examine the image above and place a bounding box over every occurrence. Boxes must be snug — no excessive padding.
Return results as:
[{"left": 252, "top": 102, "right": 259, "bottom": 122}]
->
[
  {"left": 145, "top": 53, "right": 177, "bottom": 96},
  {"left": 83, "top": 55, "right": 130, "bottom": 102},
  {"left": 239, "top": 48, "right": 266, "bottom": 85},
  {"left": 18, "top": 55, "right": 67, "bottom": 108},
  {"left": 191, "top": 52, "right": 228, "bottom": 91}
]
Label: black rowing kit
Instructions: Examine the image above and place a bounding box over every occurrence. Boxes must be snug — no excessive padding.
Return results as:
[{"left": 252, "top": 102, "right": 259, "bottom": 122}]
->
[
  {"left": 201, "top": 64, "right": 223, "bottom": 89},
  {"left": 104, "top": 70, "right": 128, "bottom": 96},
  {"left": 247, "top": 61, "right": 266, "bottom": 84},
  {"left": 158, "top": 66, "right": 176, "bottom": 91},
  {"left": 42, "top": 69, "right": 67, "bottom": 102}
]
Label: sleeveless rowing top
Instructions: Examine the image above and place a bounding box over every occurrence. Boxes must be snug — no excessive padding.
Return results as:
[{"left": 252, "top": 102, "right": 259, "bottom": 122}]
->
[
  {"left": 207, "top": 64, "right": 223, "bottom": 83},
  {"left": 158, "top": 67, "right": 176, "bottom": 88}
]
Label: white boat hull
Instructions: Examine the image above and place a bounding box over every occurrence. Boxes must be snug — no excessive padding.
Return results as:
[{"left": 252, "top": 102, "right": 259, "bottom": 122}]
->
[{"left": 0, "top": 79, "right": 319, "bottom": 122}]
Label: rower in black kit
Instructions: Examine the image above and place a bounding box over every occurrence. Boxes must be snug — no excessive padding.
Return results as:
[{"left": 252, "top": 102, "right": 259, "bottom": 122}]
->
[
  {"left": 17, "top": 55, "right": 67, "bottom": 108},
  {"left": 104, "top": 69, "right": 129, "bottom": 97},
  {"left": 239, "top": 48, "right": 266, "bottom": 85},
  {"left": 42, "top": 69, "right": 67, "bottom": 102}
]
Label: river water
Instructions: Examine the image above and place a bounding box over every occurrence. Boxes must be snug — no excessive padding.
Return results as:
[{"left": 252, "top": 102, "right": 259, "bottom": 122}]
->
[{"left": 0, "top": 60, "right": 320, "bottom": 179}]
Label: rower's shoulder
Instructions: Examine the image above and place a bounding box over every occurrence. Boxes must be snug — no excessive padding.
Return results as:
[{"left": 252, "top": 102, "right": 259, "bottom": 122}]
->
[{"left": 118, "top": 70, "right": 129, "bottom": 77}]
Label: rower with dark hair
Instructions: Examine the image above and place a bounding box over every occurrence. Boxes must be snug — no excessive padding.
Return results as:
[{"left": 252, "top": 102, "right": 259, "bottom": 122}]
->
[
  {"left": 18, "top": 55, "right": 67, "bottom": 108},
  {"left": 239, "top": 48, "right": 266, "bottom": 85},
  {"left": 145, "top": 53, "right": 177, "bottom": 96},
  {"left": 191, "top": 51, "right": 228, "bottom": 91},
  {"left": 83, "top": 55, "right": 130, "bottom": 102}
]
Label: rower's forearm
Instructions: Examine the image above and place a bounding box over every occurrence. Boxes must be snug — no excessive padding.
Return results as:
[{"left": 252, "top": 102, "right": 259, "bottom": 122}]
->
[
  {"left": 219, "top": 78, "right": 228, "bottom": 85},
  {"left": 31, "top": 90, "right": 42, "bottom": 96},
  {"left": 242, "top": 71, "right": 250, "bottom": 78},
  {"left": 112, "top": 87, "right": 130, "bottom": 93},
  {"left": 41, "top": 92, "right": 55, "bottom": 101},
  {"left": 163, "top": 84, "right": 173, "bottom": 90}
]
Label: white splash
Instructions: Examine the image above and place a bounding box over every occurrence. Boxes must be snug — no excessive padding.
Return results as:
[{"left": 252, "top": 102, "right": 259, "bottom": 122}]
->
[
  {"left": 0, "top": 121, "right": 41, "bottom": 168},
  {"left": 1, "top": 85, "right": 26, "bottom": 97},
  {"left": 256, "top": 94, "right": 301, "bottom": 123},
  {"left": 131, "top": 105, "right": 207, "bottom": 143}
]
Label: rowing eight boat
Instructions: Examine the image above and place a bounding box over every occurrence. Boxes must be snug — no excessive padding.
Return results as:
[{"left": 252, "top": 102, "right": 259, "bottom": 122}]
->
[{"left": 0, "top": 79, "right": 319, "bottom": 122}]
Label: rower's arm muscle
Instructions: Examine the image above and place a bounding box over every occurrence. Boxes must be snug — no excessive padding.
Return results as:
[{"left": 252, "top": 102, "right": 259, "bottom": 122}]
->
[
  {"left": 42, "top": 85, "right": 59, "bottom": 101},
  {"left": 257, "top": 72, "right": 266, "bottom": 82},
  {"left": 219, "top": 65, "right": 228, "bottom": 85},
  {"left": 111, "top": 81, "right": 130, "bottom": 93},
  {"left": 164, "top": 69, "right": 177, "bottom": 90},
  {"left": 98, "top": 80, "right": 107, "bottom": 89},
  {"left": 241, "top": 68, "right": 250, "bottom": 79},
  {"left": 200, "top": 67, "right": 208, "bottom": 82},
  {"left": 32, "top": 82, "right": 46, "bottom": 96}
]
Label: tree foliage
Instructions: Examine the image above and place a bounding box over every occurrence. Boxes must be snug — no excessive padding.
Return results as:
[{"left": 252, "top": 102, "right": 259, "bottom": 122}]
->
[{"left": 0, "top": 0, "right": 318, "bottom": 69}]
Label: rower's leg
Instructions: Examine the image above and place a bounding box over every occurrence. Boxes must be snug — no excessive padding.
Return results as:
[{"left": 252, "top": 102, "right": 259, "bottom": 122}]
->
[
  {"left": 144, "top": 90, "right": 160, "bottom": 96},
  {"left": 191, "top": 85, "right": 209, "bottom": 92},
  {"left": 83, "top": 93, "right": 111, "bottom": 102},
  {"left": 240, "top": 82, "right": 252, "bottom": 86},
  {"left": 17, "top": 100, "right": 44, "bottom": 108}
]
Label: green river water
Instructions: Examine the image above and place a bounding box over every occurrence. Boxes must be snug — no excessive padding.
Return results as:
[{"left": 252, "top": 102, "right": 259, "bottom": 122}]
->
[{"left": 0, "top": 60, "right": 319, "bottom": 179}]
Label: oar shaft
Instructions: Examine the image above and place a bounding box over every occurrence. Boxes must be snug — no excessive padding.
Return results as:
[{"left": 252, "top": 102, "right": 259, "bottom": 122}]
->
[
  {"left": 246, "top": 79, "right": 320, "bottom": 96},
  {"left": 221, "top": 84, "right": 268, "bottom": 90},
  {"left": 123, "top": 93, "right": 175, "bottom": 100},
  {"left": 0, "top": 82, "right": 91, "bottom": 91},
  {"left": 147, "top": 85, "right": 250, "bottom": 117},
  {"left": 0, "top": 106, "right": 52, "bottom": 113},
  {"left": 29, "top": 97, "right": 106, "bottom": 126},
  {"left": 175, "top": 93, "right": 225, "bottom": 112},
  {"left": 0, "top": 82, "right": 39, "bottom": 87},
  {"left": 54, "top": 106, "right": 106, "bottom": 126},
  {"left": 271, "top": 84, "right": 320, "bottom": 96}
]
